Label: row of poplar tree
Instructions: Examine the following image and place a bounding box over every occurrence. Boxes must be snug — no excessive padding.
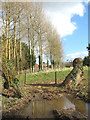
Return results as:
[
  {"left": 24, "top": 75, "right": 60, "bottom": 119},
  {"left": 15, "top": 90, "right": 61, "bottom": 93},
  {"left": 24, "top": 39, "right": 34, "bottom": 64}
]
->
[{"left": 1, "top": 2, "right": 63, "bottom": 73}]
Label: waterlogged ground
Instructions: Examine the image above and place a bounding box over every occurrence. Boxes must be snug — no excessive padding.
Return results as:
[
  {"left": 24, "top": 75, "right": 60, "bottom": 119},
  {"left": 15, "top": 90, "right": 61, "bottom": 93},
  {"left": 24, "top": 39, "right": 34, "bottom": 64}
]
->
[
  {"left": 21, "top": 96, "right": 89, "bottom": 118},
  {"left": 2, "top": 84, "right": 89, "bottom": 118},
  {"left": 1, "top": 67, "right": 89, "bottom": 119}
]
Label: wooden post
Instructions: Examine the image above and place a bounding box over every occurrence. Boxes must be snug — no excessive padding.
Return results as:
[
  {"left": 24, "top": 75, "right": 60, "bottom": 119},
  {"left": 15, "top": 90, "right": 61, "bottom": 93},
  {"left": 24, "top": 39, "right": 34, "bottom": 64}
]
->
[
  {"left": 55, "top": 71, "right": 57, "bottom": 84},
  {"left": 24, "top": 70, "right": 26, "bottom": 85}
]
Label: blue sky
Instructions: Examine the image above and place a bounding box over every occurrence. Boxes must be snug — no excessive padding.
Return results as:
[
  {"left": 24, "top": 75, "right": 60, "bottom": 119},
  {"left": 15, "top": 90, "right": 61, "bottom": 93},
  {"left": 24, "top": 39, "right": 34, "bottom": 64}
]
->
[
  {"left": 43, "top": 1, "right": 88, "bottom": 62},
  {"left": 63, "top": 2, "right": 88, "bottom": 61}
]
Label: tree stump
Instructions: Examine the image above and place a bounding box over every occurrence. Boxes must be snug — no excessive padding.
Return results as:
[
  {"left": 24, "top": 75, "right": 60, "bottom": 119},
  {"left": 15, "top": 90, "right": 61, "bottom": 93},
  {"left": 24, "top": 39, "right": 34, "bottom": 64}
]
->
[{"left": 62, "top": 58, "right": 84, "bottom": 88}]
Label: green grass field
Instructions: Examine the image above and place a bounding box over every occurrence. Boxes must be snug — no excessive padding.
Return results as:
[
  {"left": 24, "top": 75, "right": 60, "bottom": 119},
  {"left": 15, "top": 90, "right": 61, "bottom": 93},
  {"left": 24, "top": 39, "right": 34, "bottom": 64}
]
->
[{"left": 17, "top": 68, "right": 89, "bottom": 85}]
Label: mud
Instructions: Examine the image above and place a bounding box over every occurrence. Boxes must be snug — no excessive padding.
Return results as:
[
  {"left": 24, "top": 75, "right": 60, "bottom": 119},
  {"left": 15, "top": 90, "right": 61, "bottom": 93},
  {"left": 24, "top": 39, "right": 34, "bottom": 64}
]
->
[{"left": 2, "top": 85, "right": 89, "bottom": 119}]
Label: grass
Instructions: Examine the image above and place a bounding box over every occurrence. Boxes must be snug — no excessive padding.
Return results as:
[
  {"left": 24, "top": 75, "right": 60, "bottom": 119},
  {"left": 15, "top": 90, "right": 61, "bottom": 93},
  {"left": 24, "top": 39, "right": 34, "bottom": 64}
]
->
[
  {"left": 16, "top": 70, "right": 71, "bottom": 84},
  {"left": 16, "top": 68, "right": 89, "bottom": 85},
  {"left": 0, "top": 67, "right": 88, "bottom": 86},
  {"left": 1, "top": 66, "right": 88, "bottom": 86}
]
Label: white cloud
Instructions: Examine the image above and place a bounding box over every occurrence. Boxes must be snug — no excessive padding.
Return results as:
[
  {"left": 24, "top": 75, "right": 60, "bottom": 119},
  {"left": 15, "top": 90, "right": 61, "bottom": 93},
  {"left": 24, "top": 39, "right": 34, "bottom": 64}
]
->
[
  {"left": 63, "top": 38, "right": 67, "bottom": 41},
  {"left": 44, "top": 1, "right": 86, "bottom": 37},
  {"left": 66, "top": 51, "right": 88, "bottom": 59}
]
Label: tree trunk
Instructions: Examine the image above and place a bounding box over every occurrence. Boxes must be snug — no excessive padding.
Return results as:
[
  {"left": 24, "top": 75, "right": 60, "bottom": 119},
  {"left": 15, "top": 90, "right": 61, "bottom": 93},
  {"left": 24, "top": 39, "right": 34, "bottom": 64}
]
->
[
  {"left": 6, "top": 13, "right": 8, "bottom": 59},
  {"left": 41, "top": 43, "right": 43, "bottom": 71},
  {"left": 32, "top": 30, "right": 35, "bottom": 72},
  {"left": 27, "top": 17, "right": 31, "bottom": 72},
  {"left": 47, "top": 57, "right": 49, "bottom": 70},
  {"left": 13, "top": 18, "right": 17, "bottom": 70},
  {"left": 19, "top": 15, "right": 21, "bottom": 71},
  {"left": 39, "top": 55, "right": 41, "bottom": 71},
  {"left": 14, "top": 18, "right": 16, "bottom": 59},
  {"left": 8, "top": 16, "right": 11, "bottom": 60},
  {"left": 51, "top": 55, "right": 54, "bottom": 69}
]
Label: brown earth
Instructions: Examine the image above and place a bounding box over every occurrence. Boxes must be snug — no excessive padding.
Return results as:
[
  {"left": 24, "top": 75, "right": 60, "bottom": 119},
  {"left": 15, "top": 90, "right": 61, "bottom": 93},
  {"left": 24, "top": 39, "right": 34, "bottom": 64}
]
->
[
  {"left": 53, "top": 109, "right": 88, "bottom": 120},
  {"left": 2, "top": 84, "right": 89, "bottom": 119}
]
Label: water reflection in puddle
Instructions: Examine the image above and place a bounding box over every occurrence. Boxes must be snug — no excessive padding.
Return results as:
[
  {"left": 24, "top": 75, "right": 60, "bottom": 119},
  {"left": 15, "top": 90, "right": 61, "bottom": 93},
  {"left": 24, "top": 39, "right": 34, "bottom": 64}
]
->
[
  {"left": 22, "top": 100, "right": 55, "bottom": 118},
  {"left": 66, "top": 96, "right": 89, "bottom": 114},
  {"left": 22, "top": 96, "right": 88, "bottom": 118}
]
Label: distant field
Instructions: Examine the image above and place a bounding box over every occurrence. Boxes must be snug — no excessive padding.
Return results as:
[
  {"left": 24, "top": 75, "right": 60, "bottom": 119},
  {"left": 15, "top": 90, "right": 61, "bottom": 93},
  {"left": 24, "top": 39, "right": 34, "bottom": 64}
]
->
[
  {"left": 16, "top": 68, "right": 89, "bottom": 85},
  {"left": 17, "top": 70, "right": 70, "bottom": 84}
]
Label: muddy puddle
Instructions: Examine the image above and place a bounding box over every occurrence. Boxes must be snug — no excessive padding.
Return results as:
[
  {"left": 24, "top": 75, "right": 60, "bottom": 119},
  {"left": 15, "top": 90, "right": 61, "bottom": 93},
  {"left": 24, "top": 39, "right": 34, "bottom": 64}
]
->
[{"left": 21, "top": 96, "right": 89, "bottom": 118}]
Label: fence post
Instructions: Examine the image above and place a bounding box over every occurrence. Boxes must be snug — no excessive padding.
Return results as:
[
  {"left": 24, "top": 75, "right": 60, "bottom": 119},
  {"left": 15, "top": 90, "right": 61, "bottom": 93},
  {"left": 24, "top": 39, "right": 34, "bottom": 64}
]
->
[
  {"left": 55, "top": 71, "right": 57, "bottom": 84},
  {"left": 24, "top": 70, "right": 26, "bottom": 85}
]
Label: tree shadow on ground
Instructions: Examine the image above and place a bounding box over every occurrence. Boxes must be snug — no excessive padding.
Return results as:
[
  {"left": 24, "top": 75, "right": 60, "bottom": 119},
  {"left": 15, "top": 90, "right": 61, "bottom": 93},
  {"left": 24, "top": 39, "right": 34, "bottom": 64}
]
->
[{"left": 26, "top": 83, "right": 62, "bottom": 87}]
